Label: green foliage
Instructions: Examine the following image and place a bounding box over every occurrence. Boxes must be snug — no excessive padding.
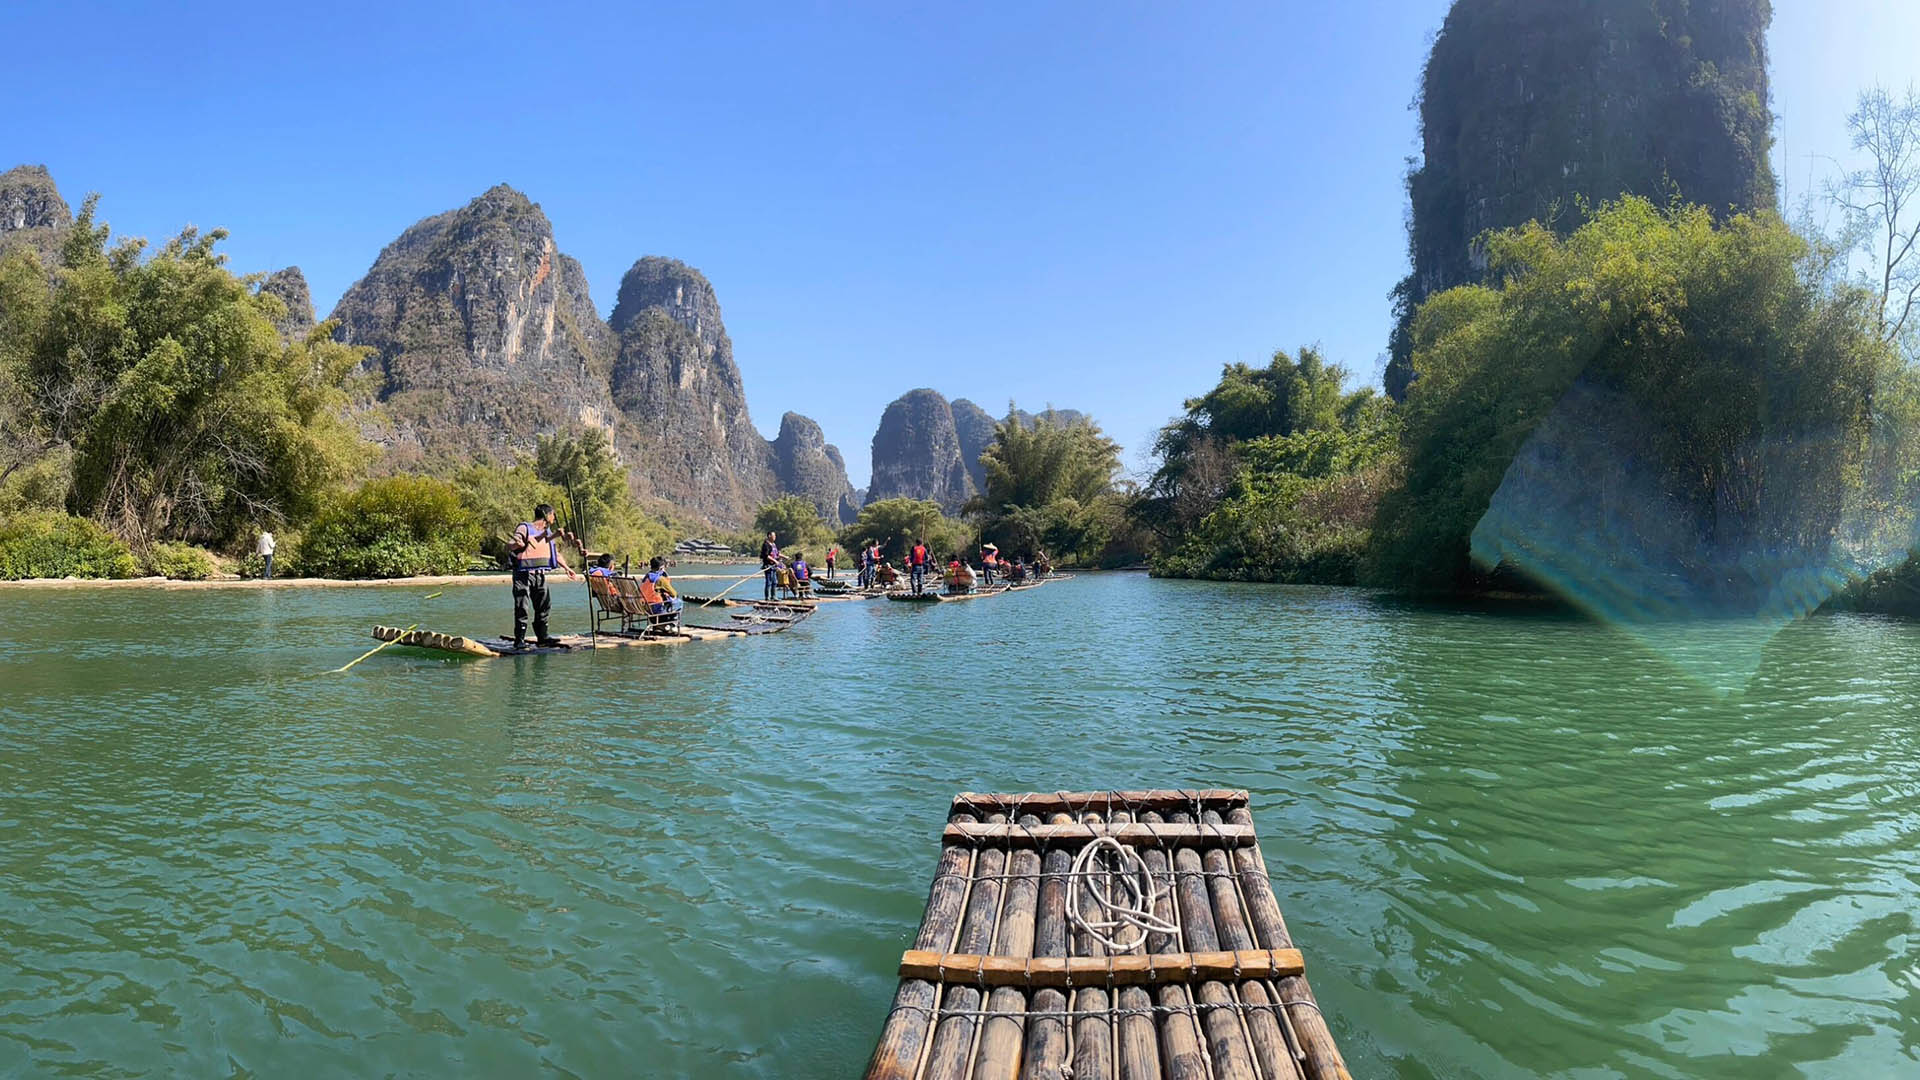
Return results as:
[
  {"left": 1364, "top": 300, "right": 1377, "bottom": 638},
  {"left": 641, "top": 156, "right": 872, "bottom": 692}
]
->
[
  {"left": 968, "top": 407, "right": 1123, "bottom": 565},
  {"left": 1369, "top": 197, "right": 1894, "bottom": 592},
  {"left": 143, "top": 541, "right": 215, "bottom": 581},
  {"left": 0, "top": 199, "right": 367, "bottom": 548},
  {"left": 1386, "top": 0, "right": 1776, "bottom": 398},
  {"left": 752, "top": 494, "right": 835, "bottom": 556},
  {"left": 298, "top": 476, "right": 479, "bottom": 579},
  {"left": 0, "top": 512, "right": 139, "bottom": 580},
  {"left": 839, "top": 498, "right": 970, "bottom": 562},
  {"left": 1141, "top": 348, "right": 1397, "bottom": 582}
]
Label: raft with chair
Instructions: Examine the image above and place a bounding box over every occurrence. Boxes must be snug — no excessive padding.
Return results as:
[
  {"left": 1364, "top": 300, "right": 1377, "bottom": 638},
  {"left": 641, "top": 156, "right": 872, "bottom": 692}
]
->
[{"left": 864, "top": 788, "right": 1351, "bottom": 1080}]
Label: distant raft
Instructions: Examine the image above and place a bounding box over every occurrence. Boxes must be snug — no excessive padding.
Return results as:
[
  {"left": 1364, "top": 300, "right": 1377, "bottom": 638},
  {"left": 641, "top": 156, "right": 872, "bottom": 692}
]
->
[
  {"left": 884, "top": 579, "right": 1052, "bottom": 603},
  {"left": 865, "top": 788, "right": 1352, "bottom": 1080}
]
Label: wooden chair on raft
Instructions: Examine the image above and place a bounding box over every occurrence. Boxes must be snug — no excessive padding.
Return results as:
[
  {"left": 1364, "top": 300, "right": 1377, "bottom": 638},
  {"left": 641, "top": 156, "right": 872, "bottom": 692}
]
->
[{"left": 630, "top": 574, "right": 683, "bottom": 635}]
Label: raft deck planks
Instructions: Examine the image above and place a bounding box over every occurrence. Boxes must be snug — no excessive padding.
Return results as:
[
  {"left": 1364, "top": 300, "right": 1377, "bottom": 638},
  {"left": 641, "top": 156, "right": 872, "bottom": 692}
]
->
[{"left": 866, "top": 789, "right": 1352, "bottom": 1080}]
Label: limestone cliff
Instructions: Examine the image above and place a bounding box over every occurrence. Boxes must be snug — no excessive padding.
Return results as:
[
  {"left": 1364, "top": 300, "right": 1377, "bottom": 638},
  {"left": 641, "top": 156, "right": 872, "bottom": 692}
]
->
[
  {"left": 606, "top": 256, "right": 780, "bottom": 524},
  {"left": 868, "top": 389, "right": 975, "bottom": 512},
  {"left": 1385, "top": 0, "right": 1775, "bottom": 398},
  {"left": 259, "top": 266, "right": 315, "bottom": 339},
  {"left": 0, "top": 165, "right": 71, "bottom": 259},
  {"left": 330, "top": 185, "right": 618, "bottom": 467},
  {"left": 770, "top": 412, "right": 859, "bottom": 524},
  {"left": 869, "top": 393, "right": 1093, "bottom": 511}
]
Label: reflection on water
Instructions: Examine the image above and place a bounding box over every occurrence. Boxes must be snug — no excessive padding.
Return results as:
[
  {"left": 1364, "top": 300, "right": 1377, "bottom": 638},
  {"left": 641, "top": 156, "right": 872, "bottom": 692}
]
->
[{"left": 0, "top": 576, "right": 1915, "bottom": 1076}]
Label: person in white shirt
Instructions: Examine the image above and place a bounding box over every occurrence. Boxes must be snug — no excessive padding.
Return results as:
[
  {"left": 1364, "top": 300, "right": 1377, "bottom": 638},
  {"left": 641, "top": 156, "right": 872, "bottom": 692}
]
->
[{"left": 256, "top": 530, "right": 277, "bottom": 580}]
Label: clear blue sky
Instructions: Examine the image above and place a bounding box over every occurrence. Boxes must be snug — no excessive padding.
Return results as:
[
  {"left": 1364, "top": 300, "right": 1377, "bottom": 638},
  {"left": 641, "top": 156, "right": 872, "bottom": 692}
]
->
[{"left": 11, "top": 1, "right": 1917, "bottom": 487}]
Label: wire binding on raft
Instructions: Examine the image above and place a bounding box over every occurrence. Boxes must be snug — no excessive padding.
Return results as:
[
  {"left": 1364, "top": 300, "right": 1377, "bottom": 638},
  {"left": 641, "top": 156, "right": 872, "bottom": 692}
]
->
[{"left": 1066, "top": 834, "right": 1181, "bottom": 953}]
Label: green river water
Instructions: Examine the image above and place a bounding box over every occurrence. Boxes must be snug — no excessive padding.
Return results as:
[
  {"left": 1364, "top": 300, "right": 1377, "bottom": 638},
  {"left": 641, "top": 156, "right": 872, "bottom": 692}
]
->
[{"left": 0, "top": 571, "right": 1915, "bottom": 1078}]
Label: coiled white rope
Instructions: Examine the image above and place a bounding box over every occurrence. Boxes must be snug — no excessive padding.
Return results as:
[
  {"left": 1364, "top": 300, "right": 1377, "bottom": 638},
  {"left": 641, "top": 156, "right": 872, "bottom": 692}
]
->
[{"left": 1067, "top": 835, "right": 1181, "bottom": 953}]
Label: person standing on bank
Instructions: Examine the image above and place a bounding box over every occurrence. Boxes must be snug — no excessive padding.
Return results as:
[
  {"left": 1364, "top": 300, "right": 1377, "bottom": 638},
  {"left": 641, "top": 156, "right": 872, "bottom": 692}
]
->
[
  {"left": 760, "top": 531, "right": 782, "bottom": 601},
  {"left": 256, "top": 528, "right": 276, "bottom": 581},
  {"left": 509, "top": 503, "right": 577, "bottom": 650}
]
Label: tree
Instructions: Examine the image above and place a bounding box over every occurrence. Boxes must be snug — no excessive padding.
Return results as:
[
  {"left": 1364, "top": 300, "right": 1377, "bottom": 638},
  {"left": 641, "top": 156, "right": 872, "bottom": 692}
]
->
[
  {"left": 3, "top": 198, "right": 367, "bottom": 549},
  {"left": 1831, "top": 84, "right": 1920, "bottom": 355},
  {"left": 534, "top": 428, "right": 625, "bottom": 546},
  {"left": 1369, "top": 198, "right": 1894, "bottom": 596},
  {"left": 967, "top": 407, "right": 1122, "bottom": 564},
  {"left": 752, "top": 494, "right": 835, "bottom": 554},
  {"left": 838, "top": 498, "right": 968, "bottom": 561}
]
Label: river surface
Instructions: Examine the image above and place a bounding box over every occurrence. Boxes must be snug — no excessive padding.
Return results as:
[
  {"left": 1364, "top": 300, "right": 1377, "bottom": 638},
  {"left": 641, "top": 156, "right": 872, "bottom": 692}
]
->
[{"left": 0, "top": 571, "right": 1915, "bottom": 1078}]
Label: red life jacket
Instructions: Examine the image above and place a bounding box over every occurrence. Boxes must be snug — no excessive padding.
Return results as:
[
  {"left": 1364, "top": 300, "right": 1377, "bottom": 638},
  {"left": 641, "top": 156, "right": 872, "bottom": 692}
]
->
[{"left": 911, "top": 544, "right": 928, "bottom": 566}]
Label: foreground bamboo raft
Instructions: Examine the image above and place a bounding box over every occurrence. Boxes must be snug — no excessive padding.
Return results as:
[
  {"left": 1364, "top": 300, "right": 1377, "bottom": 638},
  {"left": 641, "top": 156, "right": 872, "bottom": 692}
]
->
[{"left": 866, "top": 789, "right": 1351, "bottom": 1080}]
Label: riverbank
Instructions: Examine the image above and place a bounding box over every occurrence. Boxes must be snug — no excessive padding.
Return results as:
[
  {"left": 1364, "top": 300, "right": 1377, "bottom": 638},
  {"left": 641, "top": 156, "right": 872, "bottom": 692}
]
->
[{"left": 0, "top": 568, "right": 767, "bottom": 589}]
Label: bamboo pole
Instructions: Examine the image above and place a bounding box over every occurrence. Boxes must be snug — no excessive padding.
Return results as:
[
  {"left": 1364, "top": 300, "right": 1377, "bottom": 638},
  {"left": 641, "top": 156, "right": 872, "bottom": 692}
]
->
[
  {"left": 1070, "top": 811, "right": 1116, "bottom": 1080},
  {"left": 1168, "top": 829, "right": 1258, "bottom": 1080},
  {"left": 1137, "top": 812, "right": 1205, "bottom": 1080},
  {"left": 1109, "top": 811, "right": 1162, "bottom": 1080},
  {"left": 1202, "top": 811, "right": 1303, "bottom": 1080},
  {"left": 1019, "top": 813, "right": 1073, "bottom": 1080},
  {"left": 970, "top": 814, "right": 1042, "bottom": 1080},
  {"left": 922, "top": 813, "right": 1010, "bottom": 1080},
  {"left": 1225, "top": 807, "right": 1351, "bottom": 1080},
  {"left": 866, "top": 812, "right": 979, "bottom": 1080}
]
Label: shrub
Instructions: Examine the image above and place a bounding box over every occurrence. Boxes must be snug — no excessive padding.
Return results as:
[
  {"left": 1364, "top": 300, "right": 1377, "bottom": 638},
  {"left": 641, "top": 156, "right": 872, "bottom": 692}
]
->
[
  {"left": 298, "top": 476, "right": 480, "bottom": 579},
  {"left": 0, "top": 513, "right": 140, "bottom": 580},
  {"left": 144, "top": 541, "right": 215, "bottom": 580}
]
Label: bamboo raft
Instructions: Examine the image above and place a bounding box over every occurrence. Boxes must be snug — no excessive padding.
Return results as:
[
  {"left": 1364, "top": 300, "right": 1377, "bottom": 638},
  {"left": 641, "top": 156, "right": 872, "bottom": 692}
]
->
[
  {"left": 866, "top": 789, "right": 1351, "bottom": 1080},
  {"left": 885, "top": 579, "right": 1051, "bottom": 604},
  {"left": 369, "top": 601, "right": 810, "bottom": 657}
]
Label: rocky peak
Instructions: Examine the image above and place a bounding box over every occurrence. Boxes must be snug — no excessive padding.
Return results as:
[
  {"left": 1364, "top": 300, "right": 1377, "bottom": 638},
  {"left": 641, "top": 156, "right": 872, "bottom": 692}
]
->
[
  {"left": 0, "top": 165, "right": 69, "bottom": 234},
  {"left": 329, "top": 184, "right": 616, "bottom": 467},
  {"left": 607, "top": 255, "right": 777, "bottom": 525},
  {"left": 610, "top": 256, "right": 726, "bottom": 350},
  {"left": 867, "top": 388, "right": 975, "bottom": 513},
  {"left": 771, "top": 411, "right": 859, "bottom": 524},
  {"left": 259, "top": 266, "right": 315, "bottom": 339},
  {"left": 1384, "top": 0, "right": 1775, "bottom": 399},
  {"left": 950, "top": 398, "right": 999, "bottom": 495}
]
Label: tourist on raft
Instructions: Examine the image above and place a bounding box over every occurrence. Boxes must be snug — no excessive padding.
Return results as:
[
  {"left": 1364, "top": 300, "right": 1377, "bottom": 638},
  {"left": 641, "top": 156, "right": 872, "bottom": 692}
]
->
[
  {"left": 790, "top": 552, "right": 812, "bottom": 598},
  {"left": 760, "top": 531, "right": 782, "bottom": 601},
  {"left": 908, "top": 537, "right": 933, "bottom": 595},
  {"left": 875, "top": 560, "right": 900, "bottom": 587},
  {"left": 589, "top": 553, "right": 615, "bottom": 577},
  {"left": 825, "top": 546, "right": 837, "bottom": 580},
  {"left": 640, "top": 556, "right": 681, "bottom": 618},
  {"left": 946, "top": 556, "right": 976, "bottom": 594},
  {"left": 509, "top": 503, "right": 577, "bottom": 650}
]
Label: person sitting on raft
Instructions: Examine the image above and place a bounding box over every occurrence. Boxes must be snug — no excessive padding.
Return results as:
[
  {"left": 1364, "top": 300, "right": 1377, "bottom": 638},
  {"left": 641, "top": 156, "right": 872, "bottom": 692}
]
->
[
  {"left": 1007, "top": 557, "right": 1027, "bottom": 584},
  {"left": 875, "top": 560, "right": 900, "bottom": 587},
  {"left": 946, "top": 556, "right": 976, "bottom": 594},
  {"left": 588, "top": 553, "right": 616, "bottom": 576},
  {"left": 790, "top": 552, "right": 812, "bottom": 598},
  {"left": 639, "top": 556, "right": 681, "bottom": 618}
]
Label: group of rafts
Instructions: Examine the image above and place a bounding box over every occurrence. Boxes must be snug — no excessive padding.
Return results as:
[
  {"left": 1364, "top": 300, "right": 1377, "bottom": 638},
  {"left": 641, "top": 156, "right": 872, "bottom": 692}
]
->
[{"left": 368, "top": 563, "right": 1065, "bottom": 659}]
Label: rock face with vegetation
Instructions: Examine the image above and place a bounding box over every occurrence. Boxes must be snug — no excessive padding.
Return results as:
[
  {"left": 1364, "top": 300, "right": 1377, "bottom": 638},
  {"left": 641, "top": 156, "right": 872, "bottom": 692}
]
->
[
  {"left": 950, "top": 398, "right": 999, "bottom": 495},
  {"left": 1384, "top": 0, "right": 1776, "bottom": 398},
  {"left": 331, "top": 185, "right": 618, "bottom": 470},
  {"left": 867, "top": 389, "right": 976, "bottom": 512},
  {"left": 869, "top": 393, "right": 1092, "bottom": 513},
  {"left": 770, "top": 411, "right": 858, "bottom": 524},
  {"left": 330, "top": 189, "right": 842, "bottom": 527},
  {"left": 259, "top": 266, "right": 315, "bottom": 339},
  {"left": 606, "top": 256, "right": 781, "bottom": 524},
  {"left": 0, "top": 165, "right": 70, "bottom": 258}
]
